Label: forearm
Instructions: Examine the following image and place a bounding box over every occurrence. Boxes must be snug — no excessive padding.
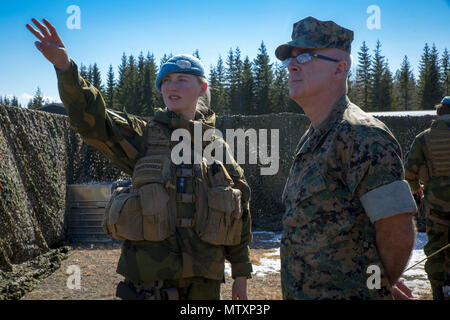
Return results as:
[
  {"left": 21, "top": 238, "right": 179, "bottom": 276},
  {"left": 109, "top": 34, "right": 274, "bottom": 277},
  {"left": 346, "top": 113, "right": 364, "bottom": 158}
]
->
[
  {"left": 55, "top": 59, "right": 109, "bottom": 140},
  {"left": 225, "top": 206, "right": 253, "bottom": 278},
  {"left": 375, "top": 214, "right": 416, "bottom": 285}
]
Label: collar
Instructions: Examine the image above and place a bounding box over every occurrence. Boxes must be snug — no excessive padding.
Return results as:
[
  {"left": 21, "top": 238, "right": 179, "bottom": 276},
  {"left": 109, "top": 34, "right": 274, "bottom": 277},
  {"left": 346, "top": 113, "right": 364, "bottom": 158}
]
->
[{"left": 296, "top": 95, "right": 350, "bottom": 157}]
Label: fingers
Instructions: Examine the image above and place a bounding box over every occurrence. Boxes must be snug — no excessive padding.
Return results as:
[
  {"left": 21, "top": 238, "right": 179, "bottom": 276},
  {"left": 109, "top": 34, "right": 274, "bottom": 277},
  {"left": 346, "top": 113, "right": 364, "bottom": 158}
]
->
[
  {"left": 42, "top": 18, "right": 64, "bottom": 45},
  {"left": 26, "top": 23, "right": 44, "bottom": 41},
  {"left": 31, "top": 18, "right": 51, "bottom": 38}
]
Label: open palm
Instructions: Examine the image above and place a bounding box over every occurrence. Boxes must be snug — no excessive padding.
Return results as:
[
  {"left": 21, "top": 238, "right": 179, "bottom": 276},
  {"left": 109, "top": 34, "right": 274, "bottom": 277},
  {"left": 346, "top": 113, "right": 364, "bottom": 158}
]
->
[{"left": 26, "top": 18, "right": 71, "bottom": 71}]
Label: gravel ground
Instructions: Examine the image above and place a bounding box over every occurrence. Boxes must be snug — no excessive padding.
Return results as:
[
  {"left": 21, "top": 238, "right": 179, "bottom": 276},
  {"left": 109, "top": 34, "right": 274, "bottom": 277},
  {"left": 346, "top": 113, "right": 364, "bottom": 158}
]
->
[{"left": 20, "top": 232, "right": 432, "bottom": 300}]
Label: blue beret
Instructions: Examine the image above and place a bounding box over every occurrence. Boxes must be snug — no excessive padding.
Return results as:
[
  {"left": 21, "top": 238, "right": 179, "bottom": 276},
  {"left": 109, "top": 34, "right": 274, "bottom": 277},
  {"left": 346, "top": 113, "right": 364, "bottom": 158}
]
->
[
  {"left": 441, "top": 96, "right": 450, "bottom": 106},
  {"left": 155, "top": 54, "right": 205, "bottom": 92}
]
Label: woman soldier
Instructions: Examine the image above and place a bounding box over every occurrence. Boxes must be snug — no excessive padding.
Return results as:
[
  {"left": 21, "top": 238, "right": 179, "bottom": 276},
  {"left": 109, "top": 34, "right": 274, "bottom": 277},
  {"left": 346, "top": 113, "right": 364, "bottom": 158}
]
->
[{"left": 27, "top": 18, "right": 252, "bottom": 300}]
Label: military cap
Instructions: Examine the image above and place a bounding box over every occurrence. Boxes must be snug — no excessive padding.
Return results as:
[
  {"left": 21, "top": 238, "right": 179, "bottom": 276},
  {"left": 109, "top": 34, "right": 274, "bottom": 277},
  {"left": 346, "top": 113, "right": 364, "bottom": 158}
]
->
[
  {"left": 155, "top": 54, "right": 205, "bottom": 92},
  {"left": 275, "top": 16, "right": 354, "bottom": 61},
  {"left": 441, "top": 96, "right": 450, "bottom": 106}
]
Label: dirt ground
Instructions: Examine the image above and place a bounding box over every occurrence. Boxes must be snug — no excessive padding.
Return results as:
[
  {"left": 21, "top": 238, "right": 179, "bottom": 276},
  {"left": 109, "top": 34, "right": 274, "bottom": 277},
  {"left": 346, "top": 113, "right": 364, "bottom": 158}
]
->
[
  {"left": 20, "top": 233, "right": 431, "bottom": 300},
  {"left": 20, "top": 241, "right": 282, "bottom": 300}
]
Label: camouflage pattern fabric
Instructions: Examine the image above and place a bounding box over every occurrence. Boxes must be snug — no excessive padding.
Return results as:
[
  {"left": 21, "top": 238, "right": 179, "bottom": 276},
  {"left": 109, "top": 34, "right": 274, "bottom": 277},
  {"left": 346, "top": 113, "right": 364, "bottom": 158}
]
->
[
  {"left": 275, "top": 16, "right": 354, "bottom": 60},
  {"left": 405, "top": 115, "right": 450, "bottom": 212},
  {"left": 56, "top": 60, "right": 253, "bottom": 286},
  {"left": 424, "top": 209, "right": 450, "bottom": 293},
  {"left": 280, "top": 95, "right": 411, "bottom": 300},
  {"left": 405, "top": 116, "right": 450, "bottom": 297}
]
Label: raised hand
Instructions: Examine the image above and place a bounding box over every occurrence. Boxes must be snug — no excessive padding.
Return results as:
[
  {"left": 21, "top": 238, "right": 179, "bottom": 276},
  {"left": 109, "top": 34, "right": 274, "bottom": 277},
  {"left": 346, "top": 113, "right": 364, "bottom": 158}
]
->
[{"left": 26, "top": 18, "right": 71, "bottom": 71}]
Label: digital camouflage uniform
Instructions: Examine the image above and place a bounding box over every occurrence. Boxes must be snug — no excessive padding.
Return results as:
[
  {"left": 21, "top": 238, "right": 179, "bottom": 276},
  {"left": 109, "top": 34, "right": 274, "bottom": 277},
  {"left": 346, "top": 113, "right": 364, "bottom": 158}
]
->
[
  {"left": 55, "top": 60, "right": 253, "bottom": 300},
  {"left": 281, "top": 95, "right": 416, "bottom": 299},
  {"left": 276, "top": 17, "right": 417, "bottom": 300},
  {"left": 405, "top": 114, "right": 450, "bottom": 299}
]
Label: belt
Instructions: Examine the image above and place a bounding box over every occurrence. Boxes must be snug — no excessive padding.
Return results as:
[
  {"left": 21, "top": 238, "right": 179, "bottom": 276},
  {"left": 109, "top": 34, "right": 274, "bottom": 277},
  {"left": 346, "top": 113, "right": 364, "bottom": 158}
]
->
[{"left": 127, "top": 279, "right": 179, "bottom": 300}]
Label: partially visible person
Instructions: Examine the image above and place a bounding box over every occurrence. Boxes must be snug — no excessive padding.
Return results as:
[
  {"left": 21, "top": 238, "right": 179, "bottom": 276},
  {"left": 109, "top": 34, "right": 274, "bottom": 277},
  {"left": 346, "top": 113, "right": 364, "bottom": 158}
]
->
[{"left": 405, "top": 96, "right": 450, "bottom": 300}]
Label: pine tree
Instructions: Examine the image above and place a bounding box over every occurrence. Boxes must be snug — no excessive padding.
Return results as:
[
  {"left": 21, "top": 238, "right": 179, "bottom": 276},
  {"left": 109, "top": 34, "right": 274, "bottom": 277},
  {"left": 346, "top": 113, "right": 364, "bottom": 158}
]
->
[
  {"left": 27, "top": 87, "right": 44, "bottom": 109},
  {"left": 225, "top": 48, "right": 235, "bottom": 112},
  {"left": 253, "top": 41, "right": 273, "bottom": 114},
  {"left": 226, "top": 48, "right": 243, "bottom": 114},
  {"left": 209, "top": 65, "right": 219, "bottom": 112},
  {"left": 115, "top": 53, "right": 128, "bottom": 111},
  {"left": 160, "top": 53, "right": 173, "bottom": 68},
  {"left": 393, "top": 55, "right": 417, "bottom": 111},
  {"left": 127, "top": 54, "right": 139, "bottom": 115},
  {"left": 368, "top": 40, "right": 386, "bottom": 111},
  {"left": 210, "top": 56, "right": 228, "bottom": 114},
  {"left": 234, "top": 47, "right": 243, "bottom": 114},
  {"left": 11, "top": 96, "right": 20, "bottom": 107},
  {"left": 91, "top": 63, "right": 103, "bottom": 94},
  {"left": 79, "top": 64, "right": 88, "bottom": 80},
  {"left": 144, "top": 52, "right": 158, "bottom": 115},
  {"left": 240, "top": 56, "right": 256, "bottom": 115},
  {"left": 418, "top": 43, "right": 443, "bottom": 109},
  {"left": 87, "top": 64, "right": 93, "bottom": 83},
  {"left": 136, "top": 52, "right": 147, "bottom": 116},
  {"left": 270, "top": 62, "right": 289, "bottom": 113},
  {"left": 105, "top": 64, "right": 115, "bottom": 109},
  {"left": 379, "top": 60, "right": 393, "bottom": 110},
  {"left": 441, "top": 48, "right": 449, "bottom": 96},
  {"left": 355, "top": 41, "right": 371, "bottom": 108},
  {"left": 2, "top": 96, "right": 10, "bottom": 106},
  {"left": 115, "top": 53, "right": 139, "bottom": 114}
]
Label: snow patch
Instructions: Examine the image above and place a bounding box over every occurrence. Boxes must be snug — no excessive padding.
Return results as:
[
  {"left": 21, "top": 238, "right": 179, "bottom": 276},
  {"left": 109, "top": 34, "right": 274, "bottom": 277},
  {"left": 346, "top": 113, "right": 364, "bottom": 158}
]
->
[{"left": 227, "top": 232, "right": 431, "bottom": 298}]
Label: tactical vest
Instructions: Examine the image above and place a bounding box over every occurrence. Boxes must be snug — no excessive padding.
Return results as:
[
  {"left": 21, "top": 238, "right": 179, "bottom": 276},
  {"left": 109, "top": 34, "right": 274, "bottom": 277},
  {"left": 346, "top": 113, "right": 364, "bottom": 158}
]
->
[
  {"left": 103, "top": 119, "right": 243, "bottom": 246},
  {"left": 424, "top": 126, "right": 450, "bottom": 178}
]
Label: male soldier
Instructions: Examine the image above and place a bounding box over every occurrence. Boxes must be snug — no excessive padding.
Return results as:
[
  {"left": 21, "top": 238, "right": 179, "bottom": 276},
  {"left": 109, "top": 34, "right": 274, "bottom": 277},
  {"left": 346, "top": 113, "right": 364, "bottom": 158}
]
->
[
  {"left": 276, "top": 17, "right": 417, "bottom": 299},
  {"left": 405, "top": 96, "right": 450, "bottom": 300}
]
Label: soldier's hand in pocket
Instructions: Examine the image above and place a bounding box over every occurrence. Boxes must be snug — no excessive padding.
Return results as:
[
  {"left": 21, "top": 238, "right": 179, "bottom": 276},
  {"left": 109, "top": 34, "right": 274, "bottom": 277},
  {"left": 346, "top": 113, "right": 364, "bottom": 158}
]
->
[{"left": 26, "top": 18, "right": 71, "bottom": 71}]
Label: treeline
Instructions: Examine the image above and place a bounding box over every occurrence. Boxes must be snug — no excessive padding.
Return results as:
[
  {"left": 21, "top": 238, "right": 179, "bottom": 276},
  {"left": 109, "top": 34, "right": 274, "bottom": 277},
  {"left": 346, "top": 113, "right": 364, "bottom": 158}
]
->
[
  {"left": 3, "top": 41, "right": 448, "bottom": 115},
  {"left": 349, "top": 41, "right": 449, "bottom": 112}
]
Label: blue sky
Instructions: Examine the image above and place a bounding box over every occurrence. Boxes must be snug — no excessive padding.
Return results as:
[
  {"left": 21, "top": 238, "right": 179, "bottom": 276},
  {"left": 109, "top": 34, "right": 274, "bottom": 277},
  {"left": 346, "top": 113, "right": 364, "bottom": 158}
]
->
[{"left": 1, "top": 0, "right": 449, "bottom": 106}]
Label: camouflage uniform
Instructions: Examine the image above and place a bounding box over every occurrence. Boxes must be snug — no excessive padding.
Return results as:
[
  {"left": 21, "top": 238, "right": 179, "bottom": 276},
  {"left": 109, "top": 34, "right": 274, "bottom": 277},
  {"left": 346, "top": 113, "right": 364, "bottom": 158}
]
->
[
  {"left": 55, "top": 60, "right": 253, "bottom": 300},
  {"left": 276, "top": 17, "right": 417, "bottom": 300},
  {"left": 405, "top": 114, "right": 450, "bottom": 299}
]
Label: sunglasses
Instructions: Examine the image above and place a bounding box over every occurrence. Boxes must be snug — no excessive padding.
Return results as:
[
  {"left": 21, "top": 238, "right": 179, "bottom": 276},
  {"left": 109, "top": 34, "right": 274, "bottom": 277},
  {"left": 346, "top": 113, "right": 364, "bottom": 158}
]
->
[{"left": 282, "top": 52, "right": 340, "bottom": 68}]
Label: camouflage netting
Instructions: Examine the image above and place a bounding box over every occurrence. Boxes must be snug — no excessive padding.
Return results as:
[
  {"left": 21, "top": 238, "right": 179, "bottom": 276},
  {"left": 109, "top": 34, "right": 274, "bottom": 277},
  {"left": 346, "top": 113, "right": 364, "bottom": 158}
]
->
[
  {"left": 0, "top": 104, "right": 126, "bottom": 299},
  {"left": 0, "top": 103, "right": 434, "bottom": 298},
  {"left": 216, "top": 113, "right": 435, "bottom": 231}
]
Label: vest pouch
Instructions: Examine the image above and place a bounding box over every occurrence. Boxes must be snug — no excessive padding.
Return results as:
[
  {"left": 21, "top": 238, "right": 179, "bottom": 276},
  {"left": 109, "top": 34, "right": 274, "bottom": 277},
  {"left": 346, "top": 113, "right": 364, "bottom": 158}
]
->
[
  {"left": 103, "top": 187, "right": 144, "bottom": 241},
  {"left": 198, "top": 186, "right": 243, "bottom": 246},
  {"left": 139, "top": 183, "right": 174, "bottom": 241},
  {"left": 132, "top": 155, "right": 172, "bottom": 189}
]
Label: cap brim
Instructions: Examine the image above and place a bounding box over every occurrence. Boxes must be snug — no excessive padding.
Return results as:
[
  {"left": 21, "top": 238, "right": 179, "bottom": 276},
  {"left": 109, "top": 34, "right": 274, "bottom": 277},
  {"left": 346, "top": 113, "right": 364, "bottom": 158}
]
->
[{"left": 275, "top": 38, "right": 325, "bottom": 60}]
